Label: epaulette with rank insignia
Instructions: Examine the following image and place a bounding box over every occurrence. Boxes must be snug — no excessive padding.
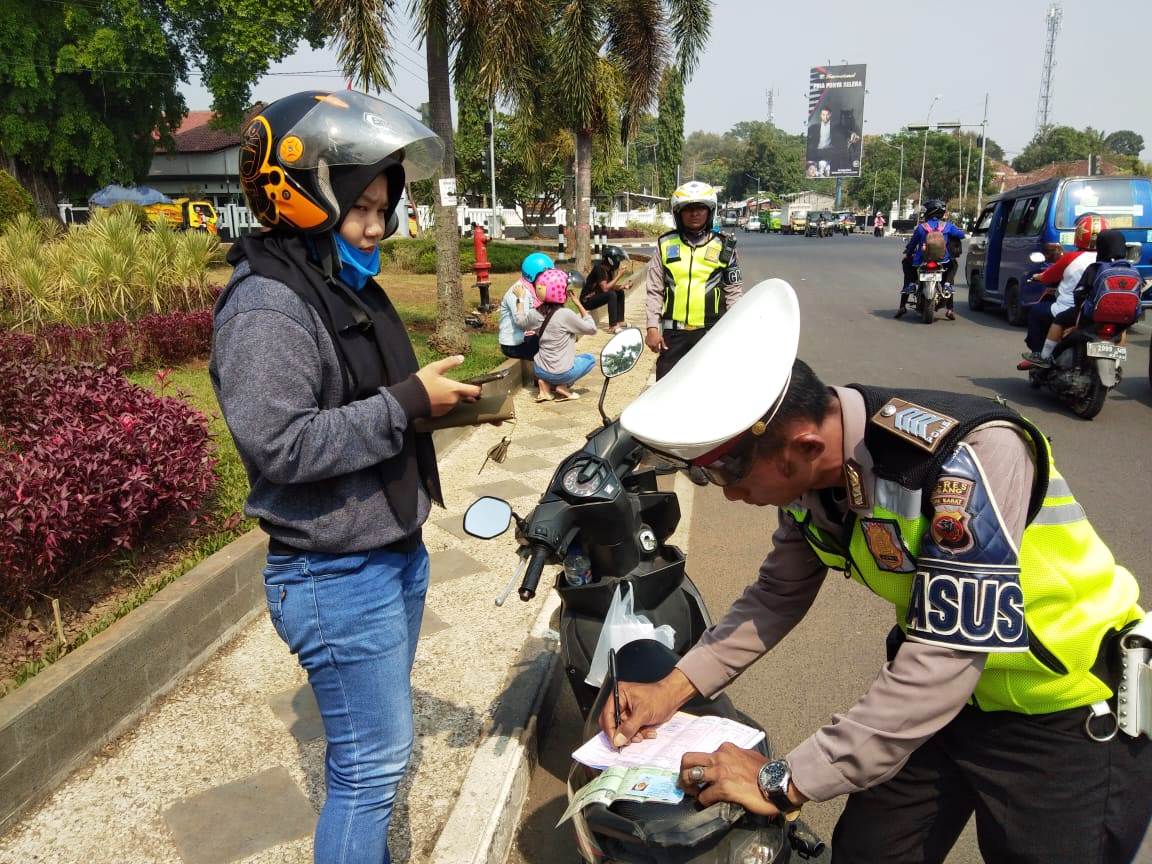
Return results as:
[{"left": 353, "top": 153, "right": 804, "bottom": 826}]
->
[{"left": 868, "top": 397, "right": 958, "bottom": 454}]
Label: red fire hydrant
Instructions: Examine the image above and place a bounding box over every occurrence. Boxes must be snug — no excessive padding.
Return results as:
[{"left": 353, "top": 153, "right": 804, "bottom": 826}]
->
[{"left": 473, "top": 224, "right": 492, "bottom": 311}]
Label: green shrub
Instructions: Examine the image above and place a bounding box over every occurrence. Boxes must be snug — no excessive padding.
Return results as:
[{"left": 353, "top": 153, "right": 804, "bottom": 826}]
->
[
  {"left": 107, "top": 201, "right": 153, "bottom": 230},
  {"left": 0, "top": 169, "right": 35, "bottom": 229},
  {"left": 380, "top": 238, "right": 544, "bottom": 275},
  {"left": 625, "top": 219, "right": 668, "bottom": 236},
  {"left": 0, "top": 207, "right": 219, "bottom": 331}
]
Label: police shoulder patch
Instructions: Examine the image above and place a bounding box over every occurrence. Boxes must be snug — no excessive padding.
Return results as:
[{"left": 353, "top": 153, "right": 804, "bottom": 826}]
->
[
  {"left": 870, "top": 398, "right": 958, "bottom": 453},
  {"left": 905, "top": 443, "right": 1029, "bottom": 652}
]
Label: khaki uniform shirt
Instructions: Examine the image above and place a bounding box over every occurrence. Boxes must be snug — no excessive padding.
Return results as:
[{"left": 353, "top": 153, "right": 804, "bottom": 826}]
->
[{"left": 676, "top": 387, "right": 1036, "bottom": 802}]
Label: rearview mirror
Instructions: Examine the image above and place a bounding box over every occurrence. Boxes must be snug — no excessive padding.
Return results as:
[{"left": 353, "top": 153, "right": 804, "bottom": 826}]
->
[
  {"left": 463, "top": 496, "right": 512, "bottom": 539},
  {"left": 1125, "top": 243, "right": 1142, "bottom": 263},
  {"left": 1029, "top": 252, "right": 1046, "bottom": 264},
  {"left": 600, "top": 327, "right": 644, "bottom": 378}
]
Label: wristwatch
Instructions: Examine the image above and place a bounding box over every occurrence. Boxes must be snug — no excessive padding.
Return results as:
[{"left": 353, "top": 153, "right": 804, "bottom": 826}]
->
[{"left": 757, "top": 759, "right": 801, "bottom": 814}]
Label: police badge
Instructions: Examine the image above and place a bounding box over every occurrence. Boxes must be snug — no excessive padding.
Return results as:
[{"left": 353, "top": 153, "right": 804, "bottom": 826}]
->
[
  {"left": 929, "top": 475, "right": 975, "bottom": 554},
  {"left": 860, "top": 519, "right": 915, "bottom": 573}
]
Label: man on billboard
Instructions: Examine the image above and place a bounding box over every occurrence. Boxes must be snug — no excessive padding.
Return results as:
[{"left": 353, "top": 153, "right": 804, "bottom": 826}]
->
[{"left": 806, "top": 102, "right": 861, "bottom": 177}]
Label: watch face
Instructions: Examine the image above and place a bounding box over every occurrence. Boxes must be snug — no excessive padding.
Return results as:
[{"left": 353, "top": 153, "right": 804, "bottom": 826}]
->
[{"left": 762, "top": 760, "right": 788, "bottom": 790}]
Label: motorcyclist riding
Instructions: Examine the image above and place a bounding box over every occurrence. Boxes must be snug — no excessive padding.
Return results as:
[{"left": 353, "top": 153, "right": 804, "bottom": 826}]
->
[
  {"left": 895, "top": 199, "right": 966, "bottom": 320},
  {"left": 1019, "top": 214, "right": 1108, "bottom": 369}
]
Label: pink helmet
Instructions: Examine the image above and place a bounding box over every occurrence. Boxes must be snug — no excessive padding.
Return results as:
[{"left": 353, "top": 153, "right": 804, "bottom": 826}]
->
[{"left": 535, "top": 268, "right": 569, "bottom": 304}]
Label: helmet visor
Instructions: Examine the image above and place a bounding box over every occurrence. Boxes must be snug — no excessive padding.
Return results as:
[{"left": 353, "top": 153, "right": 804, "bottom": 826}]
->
[{"left": 285, "top": 91, "right": 444, "bottom": 181}]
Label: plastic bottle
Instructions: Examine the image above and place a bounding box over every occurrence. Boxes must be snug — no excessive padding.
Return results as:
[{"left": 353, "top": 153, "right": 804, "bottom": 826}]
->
[{"left": 563, "top": 541, "right": 592, "bottom": 587}]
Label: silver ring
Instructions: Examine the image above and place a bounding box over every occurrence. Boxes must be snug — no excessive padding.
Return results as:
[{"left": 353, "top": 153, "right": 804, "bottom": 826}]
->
[{"left": 688, "top": 765, "right": 705, "bottom": 782}]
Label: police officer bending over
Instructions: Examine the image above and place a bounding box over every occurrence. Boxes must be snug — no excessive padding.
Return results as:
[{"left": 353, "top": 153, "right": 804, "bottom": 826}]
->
[
  {"left": 604, "top": 280, "right": 1150, "bottom": 863},
  {"left": 644, "top": 181, "right": 742, "bottom": 380}
]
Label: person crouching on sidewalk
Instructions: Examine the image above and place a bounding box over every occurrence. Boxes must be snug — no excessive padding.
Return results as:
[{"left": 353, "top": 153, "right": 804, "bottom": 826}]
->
[{"left": 516, "top": 267, "right": 597, "bottom": 402}]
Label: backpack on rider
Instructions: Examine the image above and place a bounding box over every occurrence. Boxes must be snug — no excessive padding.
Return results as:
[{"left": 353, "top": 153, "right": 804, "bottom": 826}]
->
[
  {"left": 922, "top": 223, "right": 948, "bottom": 262},
  {"left": 1079, "top": 258, "right": 1143, "bottom": 326}
]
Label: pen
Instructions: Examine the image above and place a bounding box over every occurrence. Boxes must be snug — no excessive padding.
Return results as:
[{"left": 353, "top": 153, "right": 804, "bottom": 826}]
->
[{"left": 610, "top": 647, "right": 621, "bottom": 748}]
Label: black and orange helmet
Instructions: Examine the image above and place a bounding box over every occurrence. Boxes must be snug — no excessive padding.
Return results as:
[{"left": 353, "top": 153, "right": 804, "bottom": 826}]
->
[{"left": 239, "top": 91, "right": 443, "bottom": 235}]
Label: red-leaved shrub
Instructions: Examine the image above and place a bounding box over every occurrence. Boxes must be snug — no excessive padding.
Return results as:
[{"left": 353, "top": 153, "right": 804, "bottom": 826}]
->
[
  {"left": 0, "top": 346, "right": 217, "bottom": 607},
  {"left": 31, "top": 309, "right": 213, "bottom": 370}
]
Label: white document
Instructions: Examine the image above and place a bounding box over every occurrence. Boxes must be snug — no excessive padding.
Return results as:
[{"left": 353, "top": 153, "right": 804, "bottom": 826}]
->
[{"left": 572, "top": 712, "right": 765, "bottom": 773}]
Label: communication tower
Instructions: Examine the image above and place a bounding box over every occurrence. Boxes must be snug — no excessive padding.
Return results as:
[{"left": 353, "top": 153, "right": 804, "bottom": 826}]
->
[{"left": 1035, "top": 3, "right": 1062, "bottom": 135}]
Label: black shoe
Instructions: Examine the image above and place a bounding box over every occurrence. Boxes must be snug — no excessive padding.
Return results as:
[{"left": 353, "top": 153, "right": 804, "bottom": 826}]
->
[
  {"left": 894, "top": 308, "right": 907, "bottom": 319},
  {"left": 1020, "top": 351, "right": 1052, "bottom": 369}
]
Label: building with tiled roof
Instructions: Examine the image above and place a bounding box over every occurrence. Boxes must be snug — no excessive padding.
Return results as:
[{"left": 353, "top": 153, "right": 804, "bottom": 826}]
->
[{"left": 147, "top": 110, "right": 243, "bottom": 208}]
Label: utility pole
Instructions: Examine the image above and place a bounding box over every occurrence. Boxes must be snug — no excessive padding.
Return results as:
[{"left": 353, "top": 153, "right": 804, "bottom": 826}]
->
[
  {"left": 487, "top": 99, "right": 499, "bottom": 238},
  {"left": 976, "top": 93, "right": 989, "bottom": 214},
  {"left": 917, "top": 95, "right": 941, "bottom": 208},
  {"left": 1035, "top": 4, "right": 1062, "bottom": 136}
]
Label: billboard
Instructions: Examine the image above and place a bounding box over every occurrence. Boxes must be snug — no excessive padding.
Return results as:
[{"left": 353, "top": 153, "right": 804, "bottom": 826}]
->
[{"left": 805, "top": 64, "right": 867, "bottom": 178}]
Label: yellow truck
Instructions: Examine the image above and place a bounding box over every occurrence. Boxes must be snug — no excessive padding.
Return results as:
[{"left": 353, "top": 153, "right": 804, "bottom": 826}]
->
[{"left": 143, "top": 198, "right": 219, "bottom": 234}]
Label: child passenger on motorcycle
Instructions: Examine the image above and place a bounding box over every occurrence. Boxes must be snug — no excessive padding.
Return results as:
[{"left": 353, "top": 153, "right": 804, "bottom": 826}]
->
[
  {"left": 894, "top": 199, "right": 966, "bottom": 320},
  {"left": 1020, "top": 214, "right": 1108, "bottom": 369},
  {"left": 1031, "top": 228, "right": 1132, "bottom": 366}
]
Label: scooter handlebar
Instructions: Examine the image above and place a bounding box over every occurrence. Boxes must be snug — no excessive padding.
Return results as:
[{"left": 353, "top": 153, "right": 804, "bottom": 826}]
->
[{"left": 518, "top": 545, "right": 551, "bottom": 602}]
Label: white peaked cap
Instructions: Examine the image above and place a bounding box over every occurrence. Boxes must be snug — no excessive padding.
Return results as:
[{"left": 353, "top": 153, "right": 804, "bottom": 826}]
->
[{"left": 620, "top": 279, "right": 801, "bottom": 462}]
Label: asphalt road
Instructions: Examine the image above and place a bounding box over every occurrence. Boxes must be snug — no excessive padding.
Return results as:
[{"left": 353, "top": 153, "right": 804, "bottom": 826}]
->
[{"left": 511, "top": 232, "right": 1152, "bottom": 864}]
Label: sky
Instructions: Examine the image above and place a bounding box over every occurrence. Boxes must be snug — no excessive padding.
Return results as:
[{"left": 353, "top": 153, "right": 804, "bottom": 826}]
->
[{"left": 180, "top": 0, "right": 1152, "bottom": 161}]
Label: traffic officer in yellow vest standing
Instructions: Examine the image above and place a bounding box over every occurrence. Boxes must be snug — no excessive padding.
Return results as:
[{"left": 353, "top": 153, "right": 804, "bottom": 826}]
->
[
  {"left": 644, "top": 181, "right": 743, "bottom": 380},
  {"left": 603, "top": 279, "right": 1152, "bottom": 863}
]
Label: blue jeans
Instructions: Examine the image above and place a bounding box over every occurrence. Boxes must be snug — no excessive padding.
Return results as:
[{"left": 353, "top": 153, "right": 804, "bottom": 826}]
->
[
  {"left": 534, "top": 352, "right": 596, "bottom": 386},
  {"left": 263, "top": 545, "right": 430, "bottom": 864}
]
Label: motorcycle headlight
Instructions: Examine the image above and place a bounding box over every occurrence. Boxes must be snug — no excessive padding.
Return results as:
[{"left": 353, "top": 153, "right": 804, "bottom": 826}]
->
[{"left": 730, "top": 823, "right": 785, "bottom": 864}]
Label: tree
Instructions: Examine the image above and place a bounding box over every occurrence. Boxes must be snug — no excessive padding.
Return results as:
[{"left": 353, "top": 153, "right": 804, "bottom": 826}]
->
[
  {"left": 655, "top": 68, "right": 685, "bottom": 196},
  {"left": 1013, "top": 126, "right": 1107, "bottom": 172},
  {"left": 453, "top": 77, "right": 490, "bottom": 204},
  {"left": 479, "top": 1, "right": 710, "bottom": 273},
  {"left": 1104, "top": 130, "right": 1145, "bottom": 158},
  {"left": 317, "top": 0, "right": 472, "bottom": 353},
  {"left": 0, "top": 0, "right": 320, "bottom": 213}
]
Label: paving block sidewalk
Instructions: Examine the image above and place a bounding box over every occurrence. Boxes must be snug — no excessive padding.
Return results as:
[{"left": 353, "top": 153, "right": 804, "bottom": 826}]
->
[{"left": 0, "top": 285, "right": 655, "bottom": 864}]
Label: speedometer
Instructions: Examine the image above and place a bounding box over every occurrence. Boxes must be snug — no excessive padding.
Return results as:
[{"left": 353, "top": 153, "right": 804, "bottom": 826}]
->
[{"left": 562, "top": 465, "right": 601, "bottom": 497}]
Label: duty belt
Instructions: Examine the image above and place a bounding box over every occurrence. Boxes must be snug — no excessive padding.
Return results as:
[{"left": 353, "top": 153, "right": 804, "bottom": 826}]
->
[{"left": 661, "top": 319, "right": 704, "bottom": 332}]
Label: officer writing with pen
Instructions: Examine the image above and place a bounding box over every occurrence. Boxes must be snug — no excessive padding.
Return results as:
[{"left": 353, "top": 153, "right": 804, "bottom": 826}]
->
[{"left": 601, "top": 279, "right": 1152, "bottom": 863}]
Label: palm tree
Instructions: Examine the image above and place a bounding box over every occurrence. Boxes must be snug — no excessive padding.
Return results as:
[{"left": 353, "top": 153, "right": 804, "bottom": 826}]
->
[
  {"left": 315, "top": 0, "right": 469, "bottom": 353},
  {"left": 463, "top": 1, "right": 710, "bottom": 273}
]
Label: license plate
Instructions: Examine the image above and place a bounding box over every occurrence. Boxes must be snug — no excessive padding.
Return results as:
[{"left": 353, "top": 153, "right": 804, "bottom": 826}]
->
[
  {"left": 1087, "top": 342, "right": 1127, "bottom": 360},
  {"left": 920, "top": 272, "right": 942, "bottom": 282}
]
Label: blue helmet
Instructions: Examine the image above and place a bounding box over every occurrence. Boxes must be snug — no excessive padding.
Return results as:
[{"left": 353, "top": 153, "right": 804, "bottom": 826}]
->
[{"left": 521, "top": 251, "right": 554, "bottom": 282}]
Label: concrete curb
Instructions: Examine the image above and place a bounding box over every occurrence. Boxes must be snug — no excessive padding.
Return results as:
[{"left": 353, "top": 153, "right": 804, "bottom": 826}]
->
[
  {"left": 430, "top": 592, "right": 561, "bottom": 864},
  {"left": 0, "top": 529, "right": 269, "bottom": 835}
]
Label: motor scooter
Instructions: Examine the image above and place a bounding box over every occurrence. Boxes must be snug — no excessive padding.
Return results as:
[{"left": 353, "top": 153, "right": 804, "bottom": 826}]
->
[
  {"left": 905, "top": 260, "right": 951, "bottom": 324},
  {"left": 1020, "top": 251, "right": 1135, "bottom": 419},
  {"left": 464, "top": 328, "right": 824, "bottom": 862}
]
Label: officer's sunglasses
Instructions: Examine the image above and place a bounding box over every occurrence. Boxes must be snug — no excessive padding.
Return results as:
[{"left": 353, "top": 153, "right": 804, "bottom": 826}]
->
[
  {"left": 695, "top": 433, "right": 759, "bottom": 487},
  {"left": 692, "top": 373, "right": 791, "bottom": 487}
]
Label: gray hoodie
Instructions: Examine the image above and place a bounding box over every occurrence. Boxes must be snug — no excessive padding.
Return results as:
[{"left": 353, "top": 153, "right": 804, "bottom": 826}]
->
[{"left": 209, "top": 261, "right": 431, "bottom": 552}]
